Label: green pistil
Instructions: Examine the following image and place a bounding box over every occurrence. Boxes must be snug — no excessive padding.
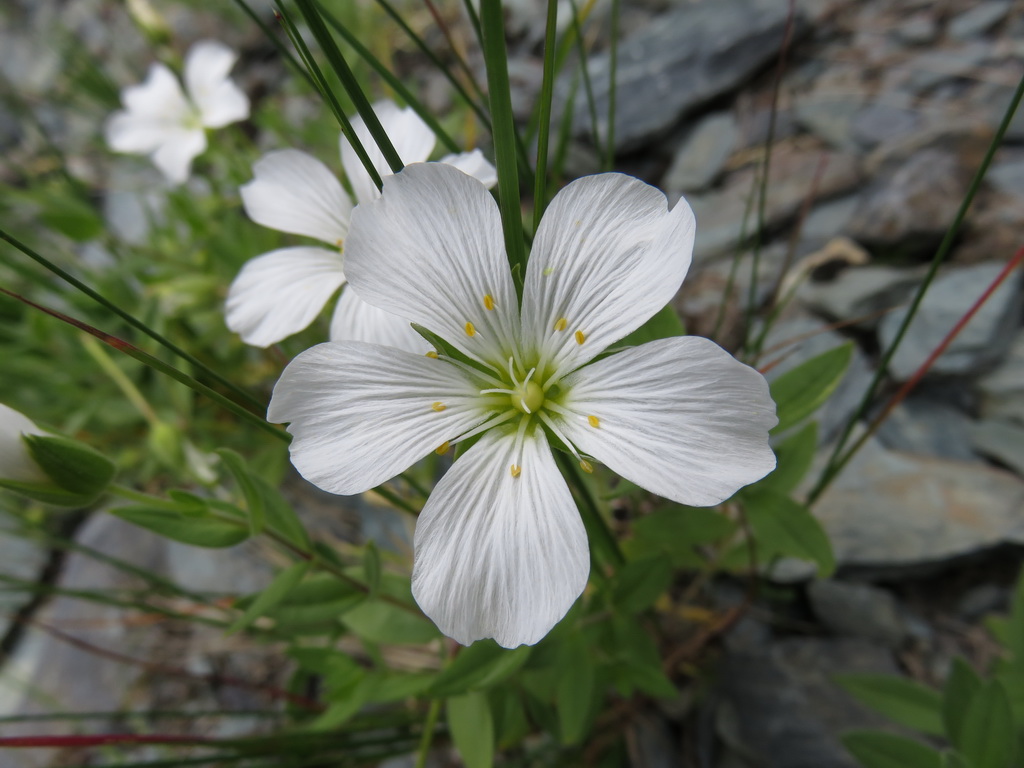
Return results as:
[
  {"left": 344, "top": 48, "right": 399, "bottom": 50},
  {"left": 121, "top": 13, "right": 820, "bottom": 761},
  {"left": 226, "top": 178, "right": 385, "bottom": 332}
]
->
[{"left": 510, "top": 380, "right": 544, "bottom": 414}]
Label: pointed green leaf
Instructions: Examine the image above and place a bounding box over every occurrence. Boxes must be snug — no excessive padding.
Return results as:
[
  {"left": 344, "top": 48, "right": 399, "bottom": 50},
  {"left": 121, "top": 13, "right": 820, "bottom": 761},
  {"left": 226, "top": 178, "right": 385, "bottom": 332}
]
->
[
  {"left": 609, "top": 555, "right": 673, "bottom": 614},
  {"left": 110, "top": 506, "right": 249, "bottom": 548},
  {"left": 430, "top": 641, "right": 532, "bottom": 698},
  {"left": 758, "top": 421, "right": 817, "bottom": 495},
  {"left": 228, "top": 560, "right": 311, "bottom": 634},
  {"left": 614, "top": 304, "right": 686, "bottom": 348},
  {"left": 959, "top": 680, "right": 1017, "bottom": 768},
  {"left": 216, "top": 449, "right": 265, "bottom": 535},
  {"left": 24, "top": 434, "right": 115, "bottom": 502},
  {"left": 556, "top": 637, "right": 595, "bottom": 745},
  {"left": 742, "top": 488, "right": 835, "bottom": 577},
  {"left": 770, "top": 342, "right": 853, "bottom": 433},
  {"left": 842, "top": 731, "right": 942, "bottom": 768},
  {"left": 944, "top": 658, "right": 982, "bottom": 748},
  {"left": 341, "top": 599, "right": 439, "bottom": 645},
  {"left": 836, "top": 675, "right": 943, "bottom": 736},
  {"left": 448, "top": 691, "right": 495, "bottom": 768}
]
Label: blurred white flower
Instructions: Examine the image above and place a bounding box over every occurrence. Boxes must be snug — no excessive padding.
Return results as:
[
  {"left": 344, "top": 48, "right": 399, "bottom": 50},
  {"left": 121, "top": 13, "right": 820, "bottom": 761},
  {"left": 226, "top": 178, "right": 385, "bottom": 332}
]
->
[
  {"left": 268, "top": 163, "right": 777, "bottom": 648},
  {"left": 225, "top": 100, "right": 497, "bottom": 352},
  {"left": 105, "top": 40, "right": 249, "bottom": 184},
  {"left": 0, "top": 404, "right": 47, "bottom": 484}
]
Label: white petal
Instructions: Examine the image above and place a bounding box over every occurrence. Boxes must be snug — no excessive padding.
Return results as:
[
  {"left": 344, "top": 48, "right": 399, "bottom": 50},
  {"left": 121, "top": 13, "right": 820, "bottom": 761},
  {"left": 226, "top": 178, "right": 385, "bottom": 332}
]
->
[
  {"left": 329, "top": 286, "right": 433, "bottom": 354},
  {"left": 556, "top": 336, "right": 777, "bottom": 506},
  {"left": 150, "top": 128, "right": 207, "bottom": 185},
  {"left": 184, "top": 40, "right": 249, "bottom": 128},
  {"left": 121, "top": 63, "right": 192, "bottom": 123},
  {"left": 345, "top": 162, "right": 520, "bottom": 366},
  {"left": 522, "top": 174, "right": 695, "bottom": 381},
  {"left": 440, "top": 149, "right": 498, "bottom": 189},
  {"left": 0, "top": 404, "right": 47, "bottom": 484},
  {"left": 225, "top": 246, "right": 345, "bottom": 347},
  {"left": 240, "top": 149, "right": 352, "bottom": 244},
  {"left": 104, "top": 111, "right": 167, "bottom": 154},
  {"left": 412, "top": 428, "right": 589, "bottom": 648},
  {"left": 268, "top": 341, "right": 488, "bottom": 495},
  {"left": 340, "top": 100, "right": 437, "bottom": 206}
]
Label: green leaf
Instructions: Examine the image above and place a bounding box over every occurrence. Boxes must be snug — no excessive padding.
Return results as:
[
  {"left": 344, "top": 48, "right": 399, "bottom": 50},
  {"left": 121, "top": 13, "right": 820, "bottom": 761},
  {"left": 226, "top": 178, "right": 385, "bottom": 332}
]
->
[
  {"left": 448, "top": 691, "right": 495, "bottom": 768},
  {"left": 770, "top": 342, "right": 854, "bottom": 433},
  {"left": 1008, "top": 568, "right": 1024, "bottom": 661},
  {"left": 556, "top": 637, "right": 595, "bottom": 745},
  {"left": 624, "top": 504, "right": 736, "bottom": 567},
  {"left": 941, "top": 750, "right": 971, "bottom": 768},
  {"left": 609, "top": 555, "right": 673, "bottom": 613},
  {"left": 363, "top": 671, "right": 435, "bottom": 703},
  {"left": 944, "top": 658, "right": 982, "bottom": 748},
  {"left": 614, "top": 304, "right": 686, "bottom": 348},
  {"left": 758, "top": 421, "right": 817, "bottom": 495},
  {"left": 836, "top": 675, "right": 944, "bottom": 736},
  {"left": 959, "top": 680, "right": 1017, "bottom": 768},
  {"left": 228, "top": 560, "right": 311, "bottom": 634},
  {"left": 39, "top": 195, "right": 103, "bottom": 242},
  {"left": 24, "top": 434, "right": 115, "bottom": 503},
  {"left": 216, "top": 449, "right": 265, "bottom": 535},
  {"left": 0, "top": 477, "right": 99, "bottom": 507},
  {"left": 341, "top": 599, "right": 439, "bottom": 645},
  {"left": 430, "top": 641, "right": 532, "bottom": 698},
  {"left": 741, "top": 489, "right": 835, "bottom": 577},
  {"left": 110, "top": 506, "right": 249, "bottom": 548},
  {"left": 362, "top": 542, "right": 381, "bottom": 599},
  {"left": 842, "top": 731, "right": 942, "bottom": 768}
]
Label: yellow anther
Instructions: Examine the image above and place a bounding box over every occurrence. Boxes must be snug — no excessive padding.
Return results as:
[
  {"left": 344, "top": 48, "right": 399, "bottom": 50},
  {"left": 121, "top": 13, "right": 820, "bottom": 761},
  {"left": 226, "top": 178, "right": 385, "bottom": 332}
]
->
[
  {"left": 431, "top": 402, "right": 446, "bottom": 412},
  {"left": 575, "top": 330, "right": 586, "bottom": 345},
  {"left": 554, "top": 317, "right": 568, "bottom": 332},
  {"left": 435, "top": 441, "right": 450, "bottom": 455},
  {"left": 335, "top": 239, "right": 344, "bottom": 253},
  {"left": 465, "top": 322, "right": 476, "bottom": 337},
  {"left": 543, "top": 266, "right": 555, "bottom": 276},
  {"left": 588, "top": 415, "right": 600, "bottom": 428},
  {"left": 510, "top": 464, "right": 522, "bottom": 478},
  {"left": 579, "top": 459, "right": 593, "bottom": 474},
  {"left": 425, "top": 350, "right": 439, "bottom": 359},
  {"left": 483, "top": 294, "right": 495, "bottom": 311}
]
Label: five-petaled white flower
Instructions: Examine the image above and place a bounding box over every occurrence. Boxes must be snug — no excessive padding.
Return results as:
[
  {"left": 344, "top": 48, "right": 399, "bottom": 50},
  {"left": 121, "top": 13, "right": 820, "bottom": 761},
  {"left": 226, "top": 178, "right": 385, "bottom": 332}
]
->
[
  {"left": 268, "top": 163, "right": 777, "bottom": 648},
  {"left": 0, "top": 404, "right": 47, "bottom": 484},
  {"left": 225, "top": 100, "right": 497, "bottom": 352},
  {"left": 105, "top": 40, "right": 249, "bottom": 185}
]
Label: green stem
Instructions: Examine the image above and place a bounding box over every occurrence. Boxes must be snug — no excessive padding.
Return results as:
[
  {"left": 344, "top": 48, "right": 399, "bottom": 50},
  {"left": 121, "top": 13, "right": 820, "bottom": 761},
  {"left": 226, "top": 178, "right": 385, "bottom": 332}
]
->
[
  {"left": 533, "top": 0, "right": 560, "bottom": 232},
  {"left": 231, "top": 0, "right": 317, "bottom": 90},
  {"left": 808, "top": 70, "right": 1024, "bottom": 505},
  {"left": 414, "top": 699, "right": 443, "bottom": 768},
  {"left": 556, "top": 453, "right": 624, "bottom": 569},
  {"left": 605, "top": 0, "right": 620, "bottom": 170}
]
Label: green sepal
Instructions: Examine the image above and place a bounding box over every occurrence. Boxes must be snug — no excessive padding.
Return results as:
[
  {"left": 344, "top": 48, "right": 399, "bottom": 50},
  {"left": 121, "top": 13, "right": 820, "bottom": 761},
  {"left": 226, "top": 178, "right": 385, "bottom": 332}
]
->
[
  {"left": 411, "top": 323, "right": 499, "bottom": 380},
  {"left": 22, "top": 433, "right": 115, "bottom": 504}
]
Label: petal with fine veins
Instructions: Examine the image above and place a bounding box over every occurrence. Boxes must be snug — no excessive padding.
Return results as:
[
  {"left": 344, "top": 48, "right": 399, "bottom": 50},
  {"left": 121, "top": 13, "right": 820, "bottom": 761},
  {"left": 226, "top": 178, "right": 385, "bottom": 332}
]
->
[
  {"left": 0, "top": 404, "right": 47, "bottom": 484},
  {"left": 329, "top": 286, "right": 433, "bottom": 354},
  {"left": 184, "top": 40, "right": 249, "bottom": 128},
  {"left": 240, "top": 149, "right": 352, "bottom": 244},
  {"left": 268, "top": 341, "right": 488, "bottom": 496},
  {"left": 345, "top": 162, "right": 520, "bottom": 367},
  {"left": 412, "top": 428, "right": 589, "bottom": 648},
  {"left": 121, "top": 63, "right": 192, "bottom": 124},
  {"left": 439, "top": 149, "right": 498, "bottom": 189},
  {"left": 225, "top": 246, "right": 345, "bottom": 348},
  {"left": 340, "top": 100, "right": 436, "bottom": 206},
  {"left": 557, "top": 336, "right": 777, "bottom": 507},
  {"left": 522, "top": 174, "right": 695, "bottom": 382},
  {"left": 150, "top": 128, "right": 206, "bottom": 185}
]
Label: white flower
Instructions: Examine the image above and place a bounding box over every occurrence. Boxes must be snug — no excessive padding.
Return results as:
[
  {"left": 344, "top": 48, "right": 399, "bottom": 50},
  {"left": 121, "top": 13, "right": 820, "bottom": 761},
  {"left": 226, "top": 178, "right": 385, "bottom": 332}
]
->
[
  {"left": 268, "top": 163, "right": 777, "bottom": 648},
  {"left": 225, "top": 100, "right": 497, "bottom": 352},
  {"left": 105, "top": 40, "right": 249, "bottom": 184},
  {"left": 0, "top": 404, "right": 47, "bottom": 484}
]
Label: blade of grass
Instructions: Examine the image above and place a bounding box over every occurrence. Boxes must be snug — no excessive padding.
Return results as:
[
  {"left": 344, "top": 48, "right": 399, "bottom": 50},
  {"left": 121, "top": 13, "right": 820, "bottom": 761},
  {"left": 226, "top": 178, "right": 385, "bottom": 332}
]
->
[
  {"left": 274, "top": 2, "right": 384, "bottom": 191},
  {"left": 533, "top": 0, "right": 560, "bottom": 231},
  {"left": 0, "top": 286, "right": 288, "bottom": 443},
  {"left": 314, "top": 0, "right": 460, "bottom": 153},
  {"left": 0, "top": 227, "right": 264, "bottom": 414},
  {"left": 480, "top": 0, "right": 526, "bottom": 278},
  {"left": 294, "top": 0, "right": 404, "bottom": 175},
  {"left": 604, "top": 0, "right": 620, "bottom": 170},
  {"left": 807, "top": 71, "right": 1024, "bottom": 505},
  {"left": 461, "top": 0, "right": 484, "bottom": 49},
  {"left": 231, "top": 0, "right": 317, "bottom": 90},
  {"left": 568, "top": 0, "right": 601, "bottom": 153}
]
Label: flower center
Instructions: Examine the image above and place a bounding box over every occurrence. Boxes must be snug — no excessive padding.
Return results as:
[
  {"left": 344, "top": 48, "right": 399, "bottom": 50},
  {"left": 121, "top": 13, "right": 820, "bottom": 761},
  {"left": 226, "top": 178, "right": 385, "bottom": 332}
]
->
[{"left": 510, "top": 380, "right": 544, "bottom": 415}]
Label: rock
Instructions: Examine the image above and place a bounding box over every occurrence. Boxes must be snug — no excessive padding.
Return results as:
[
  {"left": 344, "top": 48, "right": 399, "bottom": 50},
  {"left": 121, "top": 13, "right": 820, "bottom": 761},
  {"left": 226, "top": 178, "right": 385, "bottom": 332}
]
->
[
  {"left": 890, "top": 43, "right": 991, "bottom": 95},
  {"left": 714, "top": 638, "right": 902, "bottom": 768},
  {"left": 664, "top": 112, "right": 738, "bottom": 193},
  {"left": 103, "top": 161, "right": 170, "bottom": 245},
  {"left": 799, "top": 196, "right": 860, "bottom": 244},
  {"left": 809, "top": 434, "right": 1024, "bottom": 570},
  {"left": 798, "top": 264, "right": 923, "bottom": 330},
  {"left": 807, "top": 580, "right": 907, "bottom": 647},
  {"left": 687, "top": 147, "right": 861, "bottom": 262},
  {"left": 877, "top": 262, "right": 1023, "bottom": 381},
  {"left": 0, "top": 516, "right": 50, "bottom": 641},
  {"left": 562, "top": 0, "right": 805, "bottom": 152},
  {"left": 873, "top": 393, "right": 977, "bottom": 461},
  {"left": 794, "top": 71, "right": 869, "bottom": 150},
  {"left": 851, "top": 100, "right": 920, "bottom": 149},
  {"left": 956, "top": 583, "right": 1007, "bottom": 621},
  {"left": 895, "top": 13, "right": 939, "bottom": 45},
  {"left": 978, "top": 330, "right": 1024, "bottom": 424},
  {"left": 970, "top": 419, "right": 1024, "bottom": 477},
  {"left": 948, "top": 0, "right": 1012, "bottom": 40},
  {"left": 988, "top": 155, "right": 1024, "bottom": 198}
]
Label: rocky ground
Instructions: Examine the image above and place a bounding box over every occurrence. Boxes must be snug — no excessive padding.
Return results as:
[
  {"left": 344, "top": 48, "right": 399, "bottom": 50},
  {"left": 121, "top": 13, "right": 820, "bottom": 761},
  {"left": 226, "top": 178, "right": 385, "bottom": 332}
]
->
[{"left": 0, "top": 0, "right": 1022, "bottom": 766}]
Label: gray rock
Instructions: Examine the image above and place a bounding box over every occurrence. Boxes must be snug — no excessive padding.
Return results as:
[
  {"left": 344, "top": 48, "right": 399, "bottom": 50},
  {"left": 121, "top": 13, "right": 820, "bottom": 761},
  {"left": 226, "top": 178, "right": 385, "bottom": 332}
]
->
[
  {"left": 809, "top": 433, "right": 1024, "bottom": 569},
  {"left": 978, "top": 330, "right": 1024, "bottom": 423},
  {"left": 799, "top": 196, "right": 860, "bottom": 244},
  {"left": 798, "top": 265, "right": 923, "bottom": 330},
  {"left": 852, "top": 101, "right": 920, "bottom": 148},
  {"left": 896, "top": 14, "right": 939, "bottom": 45},
  {"left": 956, "top": 583, "right": 1007, "bottom": 621},
  {"left": 795, "top": 79, "right": 868, "bottom": 149},
  {"left": 948, "top": 0, "right": 1012, "bottom": 40},
  {"left": 562, "top": 0, "right": 804, "bottom": 152},
  {"left": 895, "top": 44, "right": 991, "bottom": 94},
  {"left": 970, "top": 419, "right": 1024, "bottom": 477},
  {"left": 874, "top": 396, "right": 977, "bottom": 461},
  {"left": 988, "top": 157, "right": 1024, "bottom": 198},
  {"left": 664, "top": 112, "right": 738, "bottom": 193},
  {"left": 877, "top": 262, "right": 1023, "bottom": 380},
  {"left": 807, "top": 580, "right": 908, "bottom": 647},
  {"left": 103, "top": 161, "right": 169, "bottom": 245},
  {"left": 714, "top": 638, "right": 901, "bottom": 768},
  {"left": 0, "top": 517, "right": 49, "bottom": 640}
]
